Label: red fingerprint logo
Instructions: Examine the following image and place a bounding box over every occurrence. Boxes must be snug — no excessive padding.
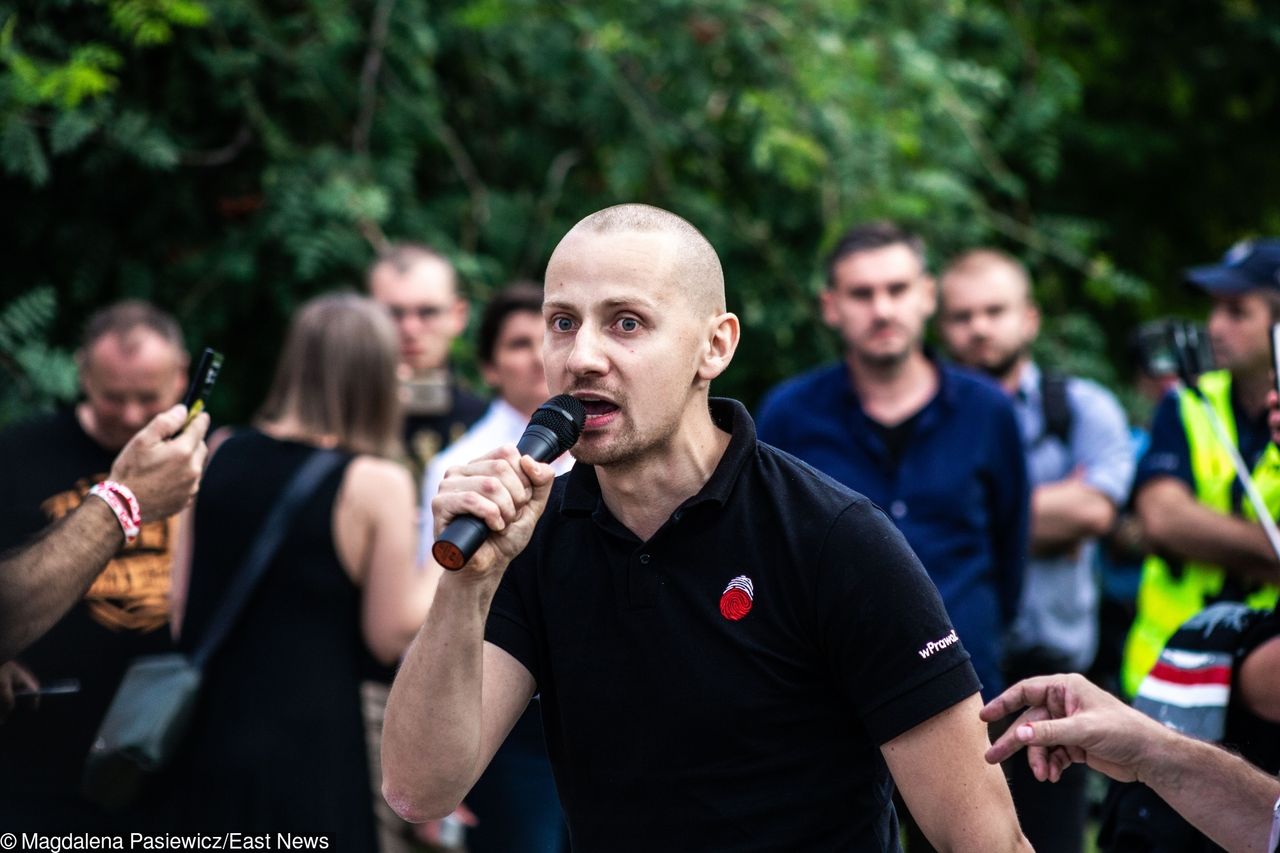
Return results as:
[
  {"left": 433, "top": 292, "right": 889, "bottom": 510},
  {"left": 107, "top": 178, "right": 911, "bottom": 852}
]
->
[{"left": 719, "top": 575, "right": 754, "bottom": 621}]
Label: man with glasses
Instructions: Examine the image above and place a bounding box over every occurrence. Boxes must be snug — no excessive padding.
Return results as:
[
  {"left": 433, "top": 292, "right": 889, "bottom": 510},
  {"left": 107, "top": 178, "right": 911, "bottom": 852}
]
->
[{"left": 368, "top": 243, "right": 488, "bottom": 487}]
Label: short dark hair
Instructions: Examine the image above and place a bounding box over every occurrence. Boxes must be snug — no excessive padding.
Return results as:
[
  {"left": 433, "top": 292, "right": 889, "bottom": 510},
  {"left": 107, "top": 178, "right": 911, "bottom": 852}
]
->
[
  {"left": 825, "top": 222, "right": 928, "bottom": 288},
  {"left": 477, "top": 282, "right": 545, "bottom": 365}
]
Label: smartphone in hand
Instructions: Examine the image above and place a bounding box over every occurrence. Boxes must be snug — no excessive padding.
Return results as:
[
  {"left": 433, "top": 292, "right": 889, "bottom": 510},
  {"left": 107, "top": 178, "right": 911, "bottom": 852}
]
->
[{"left": 181, "top": 347, "right": 224, "bottom": 432}]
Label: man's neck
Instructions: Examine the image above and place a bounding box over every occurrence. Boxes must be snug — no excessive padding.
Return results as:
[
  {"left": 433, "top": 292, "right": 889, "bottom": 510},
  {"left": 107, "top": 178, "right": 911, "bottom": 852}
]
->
[
  {"left": 1232, "top": 367, "right": 1272, "bottom": 421},
  {"left": 846, "top": 348, "right": 939, "bottom": 427},
  {"left": 595, "top": 402, "right": 731, "bottom": 543},
  {"left": 409, "top": 364, "right": 449, "bottom": 380},
  {"left": 998, "top": 357, "right": 1031, "bottom": 397},
  {"left": 75, "top": 402, "right": 124, "bottom": 453}
]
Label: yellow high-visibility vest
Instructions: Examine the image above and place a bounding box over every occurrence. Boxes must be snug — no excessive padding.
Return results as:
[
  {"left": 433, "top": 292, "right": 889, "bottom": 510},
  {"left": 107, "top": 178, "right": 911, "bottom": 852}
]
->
[{"left": 1121, "top": 370, "right": 1280, "bottom": 696}]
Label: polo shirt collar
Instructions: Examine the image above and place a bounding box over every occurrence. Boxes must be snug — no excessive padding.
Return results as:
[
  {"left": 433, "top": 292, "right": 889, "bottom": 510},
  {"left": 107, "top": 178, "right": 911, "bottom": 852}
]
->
[{"left": 561, "top": 397, "right": 755, "bottom": 519}]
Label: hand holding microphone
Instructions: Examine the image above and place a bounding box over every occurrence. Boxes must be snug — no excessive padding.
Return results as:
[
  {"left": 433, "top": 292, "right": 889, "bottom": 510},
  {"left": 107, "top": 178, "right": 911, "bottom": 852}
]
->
[{"left": 432, "top": 395, "right": 586, "bottom": 572}]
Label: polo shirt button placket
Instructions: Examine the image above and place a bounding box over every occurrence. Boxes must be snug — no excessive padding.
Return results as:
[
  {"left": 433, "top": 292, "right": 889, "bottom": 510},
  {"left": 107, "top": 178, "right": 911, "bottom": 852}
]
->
[{"left": 629, "top": 551, "right": 659, "bottom": 607}]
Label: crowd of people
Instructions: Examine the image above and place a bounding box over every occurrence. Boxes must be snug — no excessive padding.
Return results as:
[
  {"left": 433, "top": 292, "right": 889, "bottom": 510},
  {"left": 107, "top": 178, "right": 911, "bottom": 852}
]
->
[{"left": 1, "top": 205, "right": 1279, "bottom": 852}]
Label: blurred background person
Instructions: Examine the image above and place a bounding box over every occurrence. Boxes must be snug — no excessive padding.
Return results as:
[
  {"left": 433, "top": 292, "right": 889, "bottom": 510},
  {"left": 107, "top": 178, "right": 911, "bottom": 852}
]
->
[
  {"left": 939, "top": 249, "right": 1135, "bottom": 853},
  {"left": 0, "top": 300, "right": 188, "bottom": 833},
  {"left": 161, "top": 293, "right": 428, "bottom": 850},
  {"left": 368, "top": 242, "right": 488, "bottom": 489},
  {"left": 420, "top": 282, "right": 572, "bottom": 853},
  {"left": 1122, "top": 239, "right": 1280, "bottom": 699},
  {"left": 758, "top": 223, "right": 1028, "bottom": 704}
]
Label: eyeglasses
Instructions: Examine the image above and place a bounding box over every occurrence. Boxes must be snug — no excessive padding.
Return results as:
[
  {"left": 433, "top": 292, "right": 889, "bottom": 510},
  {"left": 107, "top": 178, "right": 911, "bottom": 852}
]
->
[{"left": 386, "top": 304, "right": 449, "bottom": 323}]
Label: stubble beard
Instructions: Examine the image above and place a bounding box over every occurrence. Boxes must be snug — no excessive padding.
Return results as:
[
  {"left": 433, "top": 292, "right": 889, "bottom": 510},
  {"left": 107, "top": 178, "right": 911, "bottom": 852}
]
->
[
  {"left": 968, "top": 343, "right": 1028, "bottom": 384},
  {"left": 853, "top": 335, "right": 913, "bottom": 372},
  {"left": 571, "top": 409, "right": 680, "bottom": 471}
]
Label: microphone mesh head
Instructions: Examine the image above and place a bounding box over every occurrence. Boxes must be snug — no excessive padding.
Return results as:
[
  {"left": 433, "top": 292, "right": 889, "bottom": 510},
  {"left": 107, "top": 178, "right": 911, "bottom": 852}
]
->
[{"left": 531, "top": 394, "right": 587, "bottom": 453}]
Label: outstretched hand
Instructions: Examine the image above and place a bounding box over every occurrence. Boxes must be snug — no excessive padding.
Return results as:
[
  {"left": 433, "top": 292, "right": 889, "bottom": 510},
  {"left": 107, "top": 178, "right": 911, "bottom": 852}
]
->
[{"left": 980, "top": 673, "right": 1167, "bottom": 784}]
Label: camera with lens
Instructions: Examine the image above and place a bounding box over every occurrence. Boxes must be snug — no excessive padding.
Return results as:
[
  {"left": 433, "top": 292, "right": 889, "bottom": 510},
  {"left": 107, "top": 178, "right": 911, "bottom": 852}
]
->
[{"left": 1130, "top": 318, "right": 1214, "bottom": 384}]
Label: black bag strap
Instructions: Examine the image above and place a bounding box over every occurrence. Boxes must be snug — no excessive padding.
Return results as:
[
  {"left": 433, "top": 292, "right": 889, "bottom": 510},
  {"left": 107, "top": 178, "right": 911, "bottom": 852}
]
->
[
  {"left": 1039, "top": 370, "right": 1073, "bottom": 446},
  {"left": 190, "top": 448, "right": 345, "bottom": 669}
]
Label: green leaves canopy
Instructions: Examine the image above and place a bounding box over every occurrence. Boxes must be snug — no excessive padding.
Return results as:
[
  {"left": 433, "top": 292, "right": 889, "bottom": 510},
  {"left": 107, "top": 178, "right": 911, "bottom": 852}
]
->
[{"left": 2, "top": 0, "right": 1277, "bottom": 422}]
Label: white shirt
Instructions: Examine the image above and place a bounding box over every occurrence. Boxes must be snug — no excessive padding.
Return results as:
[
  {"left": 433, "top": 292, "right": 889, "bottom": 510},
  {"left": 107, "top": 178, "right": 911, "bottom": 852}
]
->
[{"left": 420, "top": 398, "right": 575, "bottom": 563}]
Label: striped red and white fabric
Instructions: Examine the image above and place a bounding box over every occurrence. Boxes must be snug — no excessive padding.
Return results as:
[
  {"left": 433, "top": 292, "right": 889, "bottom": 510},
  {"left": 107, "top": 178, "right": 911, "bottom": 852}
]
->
[{"left": 1133, "top": 601, "right": 1264, "bottom": 740}]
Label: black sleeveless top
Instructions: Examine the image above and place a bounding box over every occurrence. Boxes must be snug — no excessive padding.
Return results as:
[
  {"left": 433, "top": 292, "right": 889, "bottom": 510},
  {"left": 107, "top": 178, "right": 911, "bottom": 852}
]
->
[{"left": 163, "top": 430, "right": 375, "bottom": 849}]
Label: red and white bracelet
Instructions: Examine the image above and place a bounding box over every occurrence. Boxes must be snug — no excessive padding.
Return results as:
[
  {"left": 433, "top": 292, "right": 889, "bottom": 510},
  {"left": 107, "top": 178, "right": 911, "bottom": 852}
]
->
[{"left": 88, "top": 480, "right": 141, "bottom": 545}]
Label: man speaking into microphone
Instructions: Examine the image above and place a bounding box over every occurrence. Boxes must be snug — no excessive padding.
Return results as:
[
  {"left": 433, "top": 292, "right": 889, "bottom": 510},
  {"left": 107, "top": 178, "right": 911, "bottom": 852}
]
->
[{"left": 382, "top": 204, "right": 1030, "bottom": 852}]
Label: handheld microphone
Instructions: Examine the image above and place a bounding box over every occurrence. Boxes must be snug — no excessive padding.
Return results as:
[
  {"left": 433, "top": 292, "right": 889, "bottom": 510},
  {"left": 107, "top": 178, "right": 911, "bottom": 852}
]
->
[{"left": 432, "top": 394, "right": 586, "bottom": 571}]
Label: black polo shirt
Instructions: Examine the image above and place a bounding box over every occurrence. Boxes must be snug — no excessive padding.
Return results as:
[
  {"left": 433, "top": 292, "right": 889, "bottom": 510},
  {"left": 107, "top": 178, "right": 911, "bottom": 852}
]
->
[{"left": 485, "top": 398, "right": 979, "bottom": 852}]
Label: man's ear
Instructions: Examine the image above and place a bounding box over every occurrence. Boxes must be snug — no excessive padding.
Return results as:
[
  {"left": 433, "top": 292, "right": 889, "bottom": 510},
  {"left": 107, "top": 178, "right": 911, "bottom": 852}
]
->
[
  {"left": 819, "top": 288, "right": 839, "bottom": 328},
  {"left": 920, "top": 275, "right": 938, "bottom": 319},
  {"left": 448, "top": 298, "right": 470, "bottom": 339},
  {"left": 697, "top": 312, "right": 740, "bottom": 382}
]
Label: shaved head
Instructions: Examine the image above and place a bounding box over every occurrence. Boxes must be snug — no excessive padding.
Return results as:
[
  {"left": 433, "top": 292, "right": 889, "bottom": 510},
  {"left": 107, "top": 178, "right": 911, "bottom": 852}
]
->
[
  {"left": 938, "top": 247, "right": 1040, "bottom": 384},
  {"left": 941, "top": 249, "right": 1033, "bottom": 307},
  {"left": 548, "top": 203, "right": 726, "bottom": 315}
]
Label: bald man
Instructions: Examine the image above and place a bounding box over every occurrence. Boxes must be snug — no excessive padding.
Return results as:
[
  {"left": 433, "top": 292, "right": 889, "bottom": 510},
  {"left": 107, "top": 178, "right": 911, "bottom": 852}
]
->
[
  {"left": 939, "top": 249, "right": 1134, "bottom": 853},
  {"left": 383, "top": 205, "right": 1031, "bottom": 852}
]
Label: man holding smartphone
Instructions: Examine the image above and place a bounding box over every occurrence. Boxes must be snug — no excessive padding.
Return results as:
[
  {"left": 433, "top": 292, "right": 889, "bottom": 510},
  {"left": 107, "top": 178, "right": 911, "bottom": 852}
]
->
[
  {"left": 1123, "top": 238, "right": 1280, "bottom": 697},
  {"left": 0, "top": 300, "right": 191, "bottom": 831}
]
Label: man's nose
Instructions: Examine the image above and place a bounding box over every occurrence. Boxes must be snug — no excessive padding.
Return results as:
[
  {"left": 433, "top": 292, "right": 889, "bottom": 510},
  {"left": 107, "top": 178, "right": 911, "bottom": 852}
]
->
[
  {"left": 565, "top": 326, "right": 608, "bottom": 376},
  {"left": 398, "top": 315, "right": 423, "bottom": 337},
  {"left": 121, "top": 402, "right": 148, "bottom": 429},
  {"left": 871, "top": 290, "right": 896, "bottom": 319}
]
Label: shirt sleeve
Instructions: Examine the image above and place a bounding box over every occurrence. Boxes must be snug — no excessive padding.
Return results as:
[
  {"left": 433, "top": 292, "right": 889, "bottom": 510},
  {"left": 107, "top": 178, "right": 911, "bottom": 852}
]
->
[
  {"left": 1069, "top": 379, "right": 1137, "bottom": 505},
  {"left": 988, "top": 397, "right": 1030, "bottom": 625},
  {"left": 817, "top": 499, "right": 981, "bottom": 745},
  {"left": 483, "top": 550, "right": 543, "bottom": 688},
  {"left": 1134, "top": 389, "right": 1192, "bottom": 493}
]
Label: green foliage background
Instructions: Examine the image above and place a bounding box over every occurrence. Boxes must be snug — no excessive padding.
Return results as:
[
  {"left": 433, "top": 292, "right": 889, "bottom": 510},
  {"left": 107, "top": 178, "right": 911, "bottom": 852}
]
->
[{"left": 2, "top": 0, "right": 1279, "bottom": 424}]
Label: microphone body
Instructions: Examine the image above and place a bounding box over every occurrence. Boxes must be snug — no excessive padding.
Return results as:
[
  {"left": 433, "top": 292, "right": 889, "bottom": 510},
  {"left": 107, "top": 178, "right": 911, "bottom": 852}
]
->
[{"left": 432, "top": 396, "right": 585, "bottom": 571}]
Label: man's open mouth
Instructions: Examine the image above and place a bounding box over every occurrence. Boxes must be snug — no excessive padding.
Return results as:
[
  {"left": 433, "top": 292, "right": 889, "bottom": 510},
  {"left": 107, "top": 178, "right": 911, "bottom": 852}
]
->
[{"left": 575, "top": 395, "right": 620, "bottom": 424}]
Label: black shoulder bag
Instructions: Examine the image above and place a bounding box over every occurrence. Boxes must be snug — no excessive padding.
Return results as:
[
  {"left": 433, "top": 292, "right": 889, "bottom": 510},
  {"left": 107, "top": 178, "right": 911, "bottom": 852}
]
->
[{"left": 82, "top": 448, "right": 344, "bottom": 810}]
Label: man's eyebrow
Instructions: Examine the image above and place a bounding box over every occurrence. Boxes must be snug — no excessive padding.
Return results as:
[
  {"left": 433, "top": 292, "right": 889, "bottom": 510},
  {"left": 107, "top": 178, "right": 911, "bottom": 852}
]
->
[{"left": 543, "top": 295, "right": 660, "bottom": 313}]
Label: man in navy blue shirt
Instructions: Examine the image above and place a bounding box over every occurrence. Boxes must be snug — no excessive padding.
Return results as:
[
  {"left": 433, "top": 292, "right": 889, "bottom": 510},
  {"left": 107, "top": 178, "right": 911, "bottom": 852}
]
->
[{"left": 757, "top": 222, "right": 1029, "bottom": 701}]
